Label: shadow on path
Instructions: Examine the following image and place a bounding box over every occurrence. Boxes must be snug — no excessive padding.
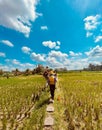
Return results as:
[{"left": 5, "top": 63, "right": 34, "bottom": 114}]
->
[{"left": 36, "top": 98, "right": 50, "bottom": 109}]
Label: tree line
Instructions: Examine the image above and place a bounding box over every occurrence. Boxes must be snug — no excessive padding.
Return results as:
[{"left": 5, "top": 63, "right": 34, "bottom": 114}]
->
[
  {"left": 1, "top": 62, "right": 101, "bottom": 77},
  {"left": 83, "top": 63, "right": 102, "bottom": 71},
  {"left": 0, "top": 64, "right": 68, "bottom": 77}
]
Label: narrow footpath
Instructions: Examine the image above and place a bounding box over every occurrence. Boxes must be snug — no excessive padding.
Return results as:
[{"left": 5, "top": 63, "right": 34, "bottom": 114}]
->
[
  {"left": 43, "top": 100, "right": 54, "bottom": 130},
  {"left": 43, "top": 80, "right": 68, "bottom": 130}
]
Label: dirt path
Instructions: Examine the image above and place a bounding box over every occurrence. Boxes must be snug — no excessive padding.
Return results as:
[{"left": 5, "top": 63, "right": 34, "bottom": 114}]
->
[{"left": 43, "top": 79, "right": 68, "bottom": 130}]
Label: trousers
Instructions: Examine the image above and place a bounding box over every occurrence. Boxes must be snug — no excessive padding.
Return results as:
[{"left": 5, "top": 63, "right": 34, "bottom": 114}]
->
[{"left": 49, "top": 84, "right": 55, "bottom": 100}]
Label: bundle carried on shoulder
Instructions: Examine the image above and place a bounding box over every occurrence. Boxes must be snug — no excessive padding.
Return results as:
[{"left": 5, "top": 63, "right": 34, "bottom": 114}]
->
[
  {"left": 43, "top": 70, "right": 49, "bottom": 79},
  {"left": 48, "top": 75, "right": 55, "bottom": 85},
  {"left": 48, "top": 71, "right": 56, "bottom": 85}
]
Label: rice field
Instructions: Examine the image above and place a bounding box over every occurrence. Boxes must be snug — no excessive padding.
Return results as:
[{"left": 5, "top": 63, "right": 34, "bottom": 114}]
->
[
  {"left": 59, "top": 71, "right": 102, "bottom": 130},
  {"left": 0, "top": 72, "right": 102, "bottom": 130},
  {"left": 0, "top": 75, "right": 48, "bottom": 130}
]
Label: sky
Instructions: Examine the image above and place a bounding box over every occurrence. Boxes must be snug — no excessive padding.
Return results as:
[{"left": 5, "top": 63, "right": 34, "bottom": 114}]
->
[{"left": 0, "top": 0, "right": 102, "bottom": 71}]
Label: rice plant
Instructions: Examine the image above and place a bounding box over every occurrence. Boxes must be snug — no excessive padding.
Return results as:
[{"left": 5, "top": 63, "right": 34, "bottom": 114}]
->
[
  {"left": 59, "top": 72, "right": 102, "bottom": 130},
  {"left": 0, "top": 75, "right": 47, "bottom": 130}
]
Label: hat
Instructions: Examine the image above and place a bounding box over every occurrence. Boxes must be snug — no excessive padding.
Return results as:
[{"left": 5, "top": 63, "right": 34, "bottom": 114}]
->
[{"left": 49, "top": 70, "right": 54, "bottom": 75}]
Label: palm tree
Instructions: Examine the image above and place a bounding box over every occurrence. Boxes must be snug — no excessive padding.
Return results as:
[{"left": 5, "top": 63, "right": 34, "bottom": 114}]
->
[{"left": 24, "top": 69, "right": 30, "bottom": 76}]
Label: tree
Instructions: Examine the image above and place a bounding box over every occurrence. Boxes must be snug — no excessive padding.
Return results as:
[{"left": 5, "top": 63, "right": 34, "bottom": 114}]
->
[
  {"left": 0, "top": 69, "right": 3, "bottom": 75},
  {"left": 24, "top": 69, "right": 31, "bottom": 76},
  {"left": 88, "top": 64, "right": 95, "bottom": 71},
  {"left": 35, "top": 64, "right": 44, "bottom": 74},
  {"left": 32, "top": 69, "right": 36, "bottom": 74},
  {"left": 84, "top": 63, "right": 102, "bottom": 71},
  {"left": 12, "top": 69, "right": 20, "bottom": 76}
]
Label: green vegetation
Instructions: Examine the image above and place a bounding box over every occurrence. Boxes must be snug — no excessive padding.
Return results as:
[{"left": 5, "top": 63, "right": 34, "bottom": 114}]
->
[
  {"left": 0, "top": 75, "right": 48, "bottom": 130},
  {"left": 0, "top": 71, "right": 102, "bottom": 130},
  {"left": 59, "top": 72, "right": 102, "bottom": 129}
]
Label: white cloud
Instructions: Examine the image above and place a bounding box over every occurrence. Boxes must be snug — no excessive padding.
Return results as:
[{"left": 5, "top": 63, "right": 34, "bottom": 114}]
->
[
  {"left": 48, "top": 50, "right": 68, "bottom": 58},
  {"left": 5, "top": 59, "right": 20, "bottom": 65},
  {"left": 42, "top": 40, "right": 61, "bottom": 49},
  {"left": 85, "top": 45, "right": 102, "bottom": 57},
  {"left": 57, "top": 41, "right": 61, "bottom": 45},
  {"left": 45, "top": 50, "right": 69, "bottom": 68},
  {"left": 41, "top": 26, "right": 48, "bottom": 30},
  {"left": 37, "top": 13, "right": 43, "bottom": 17},
  {"left": 46, "top": 50, "right": 102, "bottom": 70},
  {"left": 84, "top": 14, "right": 102, "bottom": 41},
  {"left": 31, "top": 52, "right": 45, "bottom": 62},
  {"left": 0, "top": 62, "right": 35, "bottom": 71},
  {"left": 67, "top": 59, "right": 88, "bottom": 70},
  {"left": 0, "top": 64, "right": 10, "bottom": 71},
  {"left": 4, "top": 59, "right": 35, "bottom": 71},
  {"left": 86, "top": 32, "right": 93, "bottom": 37},
  {"left": 1, "top": 49, "right": 101, "bottom": 71},
  {"left": 45, "top": 50, "right": 87, "bottom": 70},
  {"left": 46, "top": 57, "right": 64, "bottom": 68},
  {"left": 24, "top": 63, "right": 35, "bottom": 67},
  {"left": 84, "top": 15, "right": 101, "bottom": 31},
  {"left": 95, "top": 35, "right": 102, "bottom": 43},
  {"left": 0, "top": 52, "right": 6, "bottom": 57},
  {"left": 12, "top": 59, "right": 20, "bottom": 65},
  {"left": 21, "top": 46, "right": 32, "bottom": 54},
  {"left": 69, "top": 51, "right": 82, "bottom": 57},
  {"left": 42, "top": 41, "right": 56, "bottom": 49},
  {"left": 55, "top": 46, "right": 60, "bottom": 49},
  {"left": 2, "top": 48, "right": 102, "bottom": 71},
  {"left": 1, "top": 40, "right": 14, "bottom": 47},
  {"left": 0, "top": 0, "right": 39, "bottom": 37}
]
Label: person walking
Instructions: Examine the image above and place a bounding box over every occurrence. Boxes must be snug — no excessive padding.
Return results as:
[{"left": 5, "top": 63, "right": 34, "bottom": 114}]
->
[
  {"left": 43, "top": 66, "right": 49, "bottom": 87},
  {"left": 48, "top": 70, "right": 57, "bottom": 102}
]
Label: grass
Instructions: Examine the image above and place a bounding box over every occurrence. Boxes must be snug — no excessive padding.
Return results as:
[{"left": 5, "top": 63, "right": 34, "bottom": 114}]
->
[
  {"left": 20, "top": 89, "right": 49, "bottom": 130},
  {"left": 59, "top": 71, "right": 102, "bottom": 129},
  {"left": 0, "top": 75, "right": 48, "bottom": 130},
  {"left": 0, "top": 71, "right": 102, "bottom": 129},
  {"left": 54, "top": 82, "right": 68, "bottom": 130}
]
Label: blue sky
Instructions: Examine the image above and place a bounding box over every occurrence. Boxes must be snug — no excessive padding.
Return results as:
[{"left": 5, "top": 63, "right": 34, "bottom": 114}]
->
[{"left": 0, "top": 0, "right": 102, "bottom": 71}]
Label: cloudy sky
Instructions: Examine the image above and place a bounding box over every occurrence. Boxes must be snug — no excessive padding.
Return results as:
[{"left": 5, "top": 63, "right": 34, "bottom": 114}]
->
[{"left": 0, "top": 0, "right": 102, "bottom": 71}]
